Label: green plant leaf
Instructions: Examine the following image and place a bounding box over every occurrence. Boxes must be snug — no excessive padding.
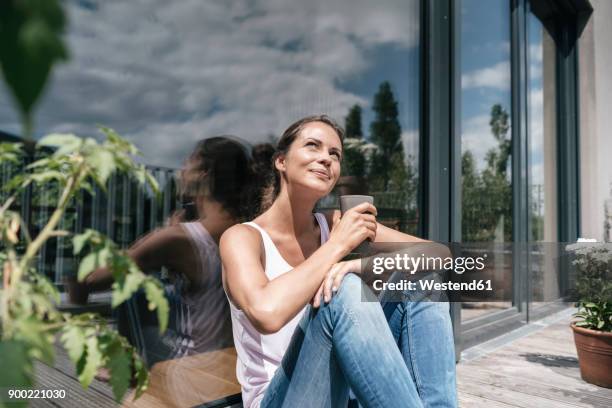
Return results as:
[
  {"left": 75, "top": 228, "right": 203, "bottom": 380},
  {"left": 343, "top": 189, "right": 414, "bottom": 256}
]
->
[
  {"left": 38, "top": 133, "right": 81, "bottom": 151},
  {"left": 88, "top": 148, "right": 116, "bottom": 186},
  {"left": 73, "top": 229, "right": 95, "bottom": 255},
  {"left": 0, "top": 142, "right": 23, "bottom": 164},
  {"left": 14, "top": 318, "right": 55, "bottom": 365},
  {"left": 78, "top": 247, "right": 110, "bottom": 281},
  {"left": 143, "top": 279, "right": 169, "bottom": 333},
  {"left": 78, "top": 336, "right": 103, "bottom": 388},
  {"left": 132, "top": 353, "right": 149, "bottom": 399},
  {"left": 0, "top": 340, "right": 33, "bottom": 408},
  {"left": 111, "top": 271, "right": 145, "bottom": 307},
  {"left": 31, "top": 273, "right": 61, "bottom": 303},
  {"left": 106, "top": 340, "right": 132, "bottom": 402},
  {"left": 60, "top": 325, "right": 86, "bottom": 365},
  {"left": 0, "top": 0, "right": 68, "bottom": 128},
  {"left": 28, "top": 169, "right": 66, "bottom": 184}
]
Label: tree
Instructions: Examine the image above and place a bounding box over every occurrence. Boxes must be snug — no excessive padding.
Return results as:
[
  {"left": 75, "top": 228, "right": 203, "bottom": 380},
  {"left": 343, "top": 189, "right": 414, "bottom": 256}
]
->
[
  {"left": 461, "top": 104, "right": 512, "bottom": 242},
  {"left": 369, "top": 81, "right": 403, "bottom": 191},
  {"left": 345, "top": 105, "right": 363, "bottom": 139},
  {"left": 341, "top": 105, "right": 366, "bottom": 178},
  {"left": 489, "top": 103, "right": 511, "bottom": 177}
]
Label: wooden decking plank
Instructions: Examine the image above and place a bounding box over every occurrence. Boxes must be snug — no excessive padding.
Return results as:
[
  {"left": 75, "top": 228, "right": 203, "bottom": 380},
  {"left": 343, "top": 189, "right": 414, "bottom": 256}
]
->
[
  {"left": 457, "top": 318, "right": 612, "bottom": 408},
  {"left": 459, "top": 353, "right": 593, "bottom": 391},
  {"left": 459, "top": 364, "right": 612, "bottom": 402},
  {"left": 34, "top": 361, "right": 116, "bottom": 408},
  {"left": 458, "top": 391, "right": 518, "bottom": 408},
  {"left": 459, "top": 368, "right": 611, "bottom": 407},
  {"left": 457, "top": 376, "right": 585, "bottom": 408},
  {"left": 30, "top": 398, "right": 61, "bottom": 407}
]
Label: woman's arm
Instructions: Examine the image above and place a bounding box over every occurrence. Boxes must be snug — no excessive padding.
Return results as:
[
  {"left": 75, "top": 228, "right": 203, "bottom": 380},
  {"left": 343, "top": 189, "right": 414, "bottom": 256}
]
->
[
  {"left": 221, "top": 203, "right": 376, "bottom": 334},
  {"left": 315, "top": 210, "right": 452, "bottom": 299},
  {"left": 85, "top": 226, "right": 192, "bottom": 291},
  {"left": 325, "top": 209, "right": 448, "bottom": 253}
]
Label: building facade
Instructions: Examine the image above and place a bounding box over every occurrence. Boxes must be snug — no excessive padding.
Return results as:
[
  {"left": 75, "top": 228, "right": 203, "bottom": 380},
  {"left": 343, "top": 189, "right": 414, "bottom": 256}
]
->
[{"left": 1, "top": 0, "right": 610, "bottom": 353}]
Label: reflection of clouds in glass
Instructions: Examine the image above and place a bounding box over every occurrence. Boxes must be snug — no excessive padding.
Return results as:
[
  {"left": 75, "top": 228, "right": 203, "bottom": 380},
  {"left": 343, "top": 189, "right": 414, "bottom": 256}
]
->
[
  {"left": 462, "top": 114, "right": 499, "bottom": 171},
  {"left": 401, "top": 129, "right": 419, "bottom": 161},
  {"left": 529, "top": 43, "right": 543, "bottom": 64},
  {"left": 0, "top": 0, "right": 419, "bottom": 168},
  {"left": 529, "top": 87, "right": 546, "bottom": 187},
  {"left": 467, "top": 41, "right": 510, "bottom": 57},
  {"left": 462, "top": 62, "right": 510, "bottom": 90}
]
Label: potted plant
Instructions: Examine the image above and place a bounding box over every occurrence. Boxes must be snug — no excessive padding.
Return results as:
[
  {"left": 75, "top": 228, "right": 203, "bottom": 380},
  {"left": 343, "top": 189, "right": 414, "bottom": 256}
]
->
[{"left": 567, "top": 242, "right": 612, "bottom": 388}]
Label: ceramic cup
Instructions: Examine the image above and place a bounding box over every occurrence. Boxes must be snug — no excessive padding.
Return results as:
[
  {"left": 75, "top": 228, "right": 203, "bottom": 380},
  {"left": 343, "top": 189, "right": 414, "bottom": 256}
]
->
[{"left": 339, "top": 195, "right": 374, "bottom": 254}]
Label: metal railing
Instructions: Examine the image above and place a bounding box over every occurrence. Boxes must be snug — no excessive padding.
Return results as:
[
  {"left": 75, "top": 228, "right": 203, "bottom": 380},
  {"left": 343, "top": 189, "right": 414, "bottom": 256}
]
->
[{"left": 1, "top": 158, "right": 179, "bottom": 287}]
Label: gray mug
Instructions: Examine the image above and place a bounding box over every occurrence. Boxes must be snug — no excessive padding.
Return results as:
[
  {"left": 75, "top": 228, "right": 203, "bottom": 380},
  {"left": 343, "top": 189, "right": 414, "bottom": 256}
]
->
[{"left": 339, "top": 195, "right": 374, "bottom": 254}]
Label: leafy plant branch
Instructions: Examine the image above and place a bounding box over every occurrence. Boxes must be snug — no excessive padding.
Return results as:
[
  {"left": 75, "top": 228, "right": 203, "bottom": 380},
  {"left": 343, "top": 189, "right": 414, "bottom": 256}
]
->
[{"left": 0, "top": 129, "right": 168, "bottom": 406}]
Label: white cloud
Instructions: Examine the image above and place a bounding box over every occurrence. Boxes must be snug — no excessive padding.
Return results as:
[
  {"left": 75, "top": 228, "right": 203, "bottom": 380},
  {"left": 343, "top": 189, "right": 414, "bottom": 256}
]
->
[
  {"left": 529, "top": 43, "right": 543, "bottom": 64},
  {"left": 0, "top": 0, "right": 421, "bottom": 168},
  {"left": 401, "top": 130, "right": 419, "bottom": 161},
  {"left": 462, "top": 61, "right": 511, "bottom": 90}
]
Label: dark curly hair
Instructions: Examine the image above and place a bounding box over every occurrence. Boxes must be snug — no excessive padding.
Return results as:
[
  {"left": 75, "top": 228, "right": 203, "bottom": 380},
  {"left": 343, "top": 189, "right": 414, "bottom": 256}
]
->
[{"left": 178, "top": 136, "right": 274, "bottom": 221}]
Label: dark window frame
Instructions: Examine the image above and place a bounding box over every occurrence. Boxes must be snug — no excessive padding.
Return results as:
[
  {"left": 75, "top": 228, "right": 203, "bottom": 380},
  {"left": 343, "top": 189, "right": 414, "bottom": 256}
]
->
[{"left": 420, "top": 0, "right": 592, "bottom": 355}]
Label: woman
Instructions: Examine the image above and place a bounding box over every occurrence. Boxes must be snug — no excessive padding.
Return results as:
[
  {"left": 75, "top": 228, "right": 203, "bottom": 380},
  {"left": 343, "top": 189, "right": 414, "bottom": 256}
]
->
[
  {"left": 221, "top": 115, "right": 457, "bottom": 407},
  {"left": 85, "top": 136, "right": 271, "bottom": 365}
]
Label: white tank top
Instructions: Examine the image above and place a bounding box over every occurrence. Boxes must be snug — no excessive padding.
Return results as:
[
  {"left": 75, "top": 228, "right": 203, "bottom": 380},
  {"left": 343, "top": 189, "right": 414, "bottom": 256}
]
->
[{"left": 226, "top": 213, "right": 330, "bottom": 408}]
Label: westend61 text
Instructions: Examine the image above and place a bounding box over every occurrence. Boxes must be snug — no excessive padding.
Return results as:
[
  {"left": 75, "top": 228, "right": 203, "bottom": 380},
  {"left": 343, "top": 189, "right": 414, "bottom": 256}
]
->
[{"left": 372, "top": 279, "right": 493, "bottom": 292}]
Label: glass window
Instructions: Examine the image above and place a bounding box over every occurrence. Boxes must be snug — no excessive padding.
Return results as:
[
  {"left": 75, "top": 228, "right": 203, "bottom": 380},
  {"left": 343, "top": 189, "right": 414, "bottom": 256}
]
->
[
  {"left": 527, "top": 2, "right": 559, "bottom": 311},
  {"left": 0, "top": 0, "right": 422, "bottom": 404},
  {"left": 460, "top": 0, "right": 513, "bottom": 322}
]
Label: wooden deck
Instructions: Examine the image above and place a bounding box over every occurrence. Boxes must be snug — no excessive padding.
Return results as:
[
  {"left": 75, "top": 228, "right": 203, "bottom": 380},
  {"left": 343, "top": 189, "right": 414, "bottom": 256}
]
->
[
  {"left": 30, "top": 308, "right": 612, "bottom": 407},
  {"left": 30, "top": 344, "right": 241, "bottom": 408},
  {"left": 457, "top": 309, "right": 612, "bottom": 407}
]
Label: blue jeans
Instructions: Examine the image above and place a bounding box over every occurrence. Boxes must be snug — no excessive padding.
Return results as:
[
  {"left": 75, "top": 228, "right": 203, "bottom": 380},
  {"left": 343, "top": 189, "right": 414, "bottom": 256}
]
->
[{"left": 260, "top": 273, "right": 457, "bottom": 408}]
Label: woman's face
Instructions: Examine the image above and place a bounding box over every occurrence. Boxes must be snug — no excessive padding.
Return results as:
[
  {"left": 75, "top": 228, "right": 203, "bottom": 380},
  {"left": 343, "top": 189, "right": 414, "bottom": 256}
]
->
[{"left": 276, "top": 121, "right": 343, "bottom": 197}]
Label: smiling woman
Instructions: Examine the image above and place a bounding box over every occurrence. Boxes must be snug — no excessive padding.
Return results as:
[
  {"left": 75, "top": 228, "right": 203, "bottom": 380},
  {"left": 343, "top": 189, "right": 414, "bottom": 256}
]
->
[
  {"left": 220, "top": 115, "right": 456, "bottom": 408},
  {"left": 1, "top": 0, "right": 425, "bottom": 405}
]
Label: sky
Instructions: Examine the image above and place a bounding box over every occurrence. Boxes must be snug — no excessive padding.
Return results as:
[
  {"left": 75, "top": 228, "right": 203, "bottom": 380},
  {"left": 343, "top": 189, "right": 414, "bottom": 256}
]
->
[
  {"left": 460, "top": 0, "right": 550, "bottom": 186},
  {"left": 0, "top": 0, "right": 421, "bottom": 169},
  {"left": 0, "top": 0, "right": 552, "bottom": 208}
]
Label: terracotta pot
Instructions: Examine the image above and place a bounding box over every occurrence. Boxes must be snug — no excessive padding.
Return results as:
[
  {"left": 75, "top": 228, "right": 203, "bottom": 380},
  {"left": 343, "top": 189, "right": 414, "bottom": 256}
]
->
[{"left": 571, "top": 323, "right": 612, "bottom": 388}]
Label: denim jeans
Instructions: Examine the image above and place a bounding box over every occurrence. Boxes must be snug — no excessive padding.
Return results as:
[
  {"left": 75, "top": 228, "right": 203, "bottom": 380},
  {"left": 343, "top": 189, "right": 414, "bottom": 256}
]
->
[{"left": 260, "top": 273, "right": 457, "bottom": 408}]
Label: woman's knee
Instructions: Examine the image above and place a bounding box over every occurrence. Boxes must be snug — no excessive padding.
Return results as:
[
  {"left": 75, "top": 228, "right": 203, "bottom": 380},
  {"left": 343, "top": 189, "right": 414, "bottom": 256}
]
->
[{"left": 333, "top": 273, "right": 378, "bottom": 307}]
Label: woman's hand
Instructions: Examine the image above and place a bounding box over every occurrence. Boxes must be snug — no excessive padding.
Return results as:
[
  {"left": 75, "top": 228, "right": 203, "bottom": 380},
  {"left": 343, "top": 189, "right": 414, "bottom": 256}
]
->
[
  {"left": 312, "top": 259, "right": 361, "bottom": 308},
  {"left": 328, "top": 202, "right": 378, "bottom": 256}
]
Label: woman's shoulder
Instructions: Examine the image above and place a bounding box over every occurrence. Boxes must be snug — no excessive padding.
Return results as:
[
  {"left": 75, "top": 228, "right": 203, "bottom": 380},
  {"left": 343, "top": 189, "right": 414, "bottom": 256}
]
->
[{"left": 219, "top": 222, "right": 263, "bottom": 250}]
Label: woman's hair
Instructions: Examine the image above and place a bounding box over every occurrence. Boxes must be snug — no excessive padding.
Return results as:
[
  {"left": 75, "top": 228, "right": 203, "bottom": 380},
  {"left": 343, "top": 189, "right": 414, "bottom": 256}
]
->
[
  {"left": 268, "top": 114, "right": 344, "bottom": 201},
  {"left": 177, "top": 136, "right": 274, "bottom": 222},
  {"left": 175, "top": 115, "right": 343, "bottom": 222}
]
